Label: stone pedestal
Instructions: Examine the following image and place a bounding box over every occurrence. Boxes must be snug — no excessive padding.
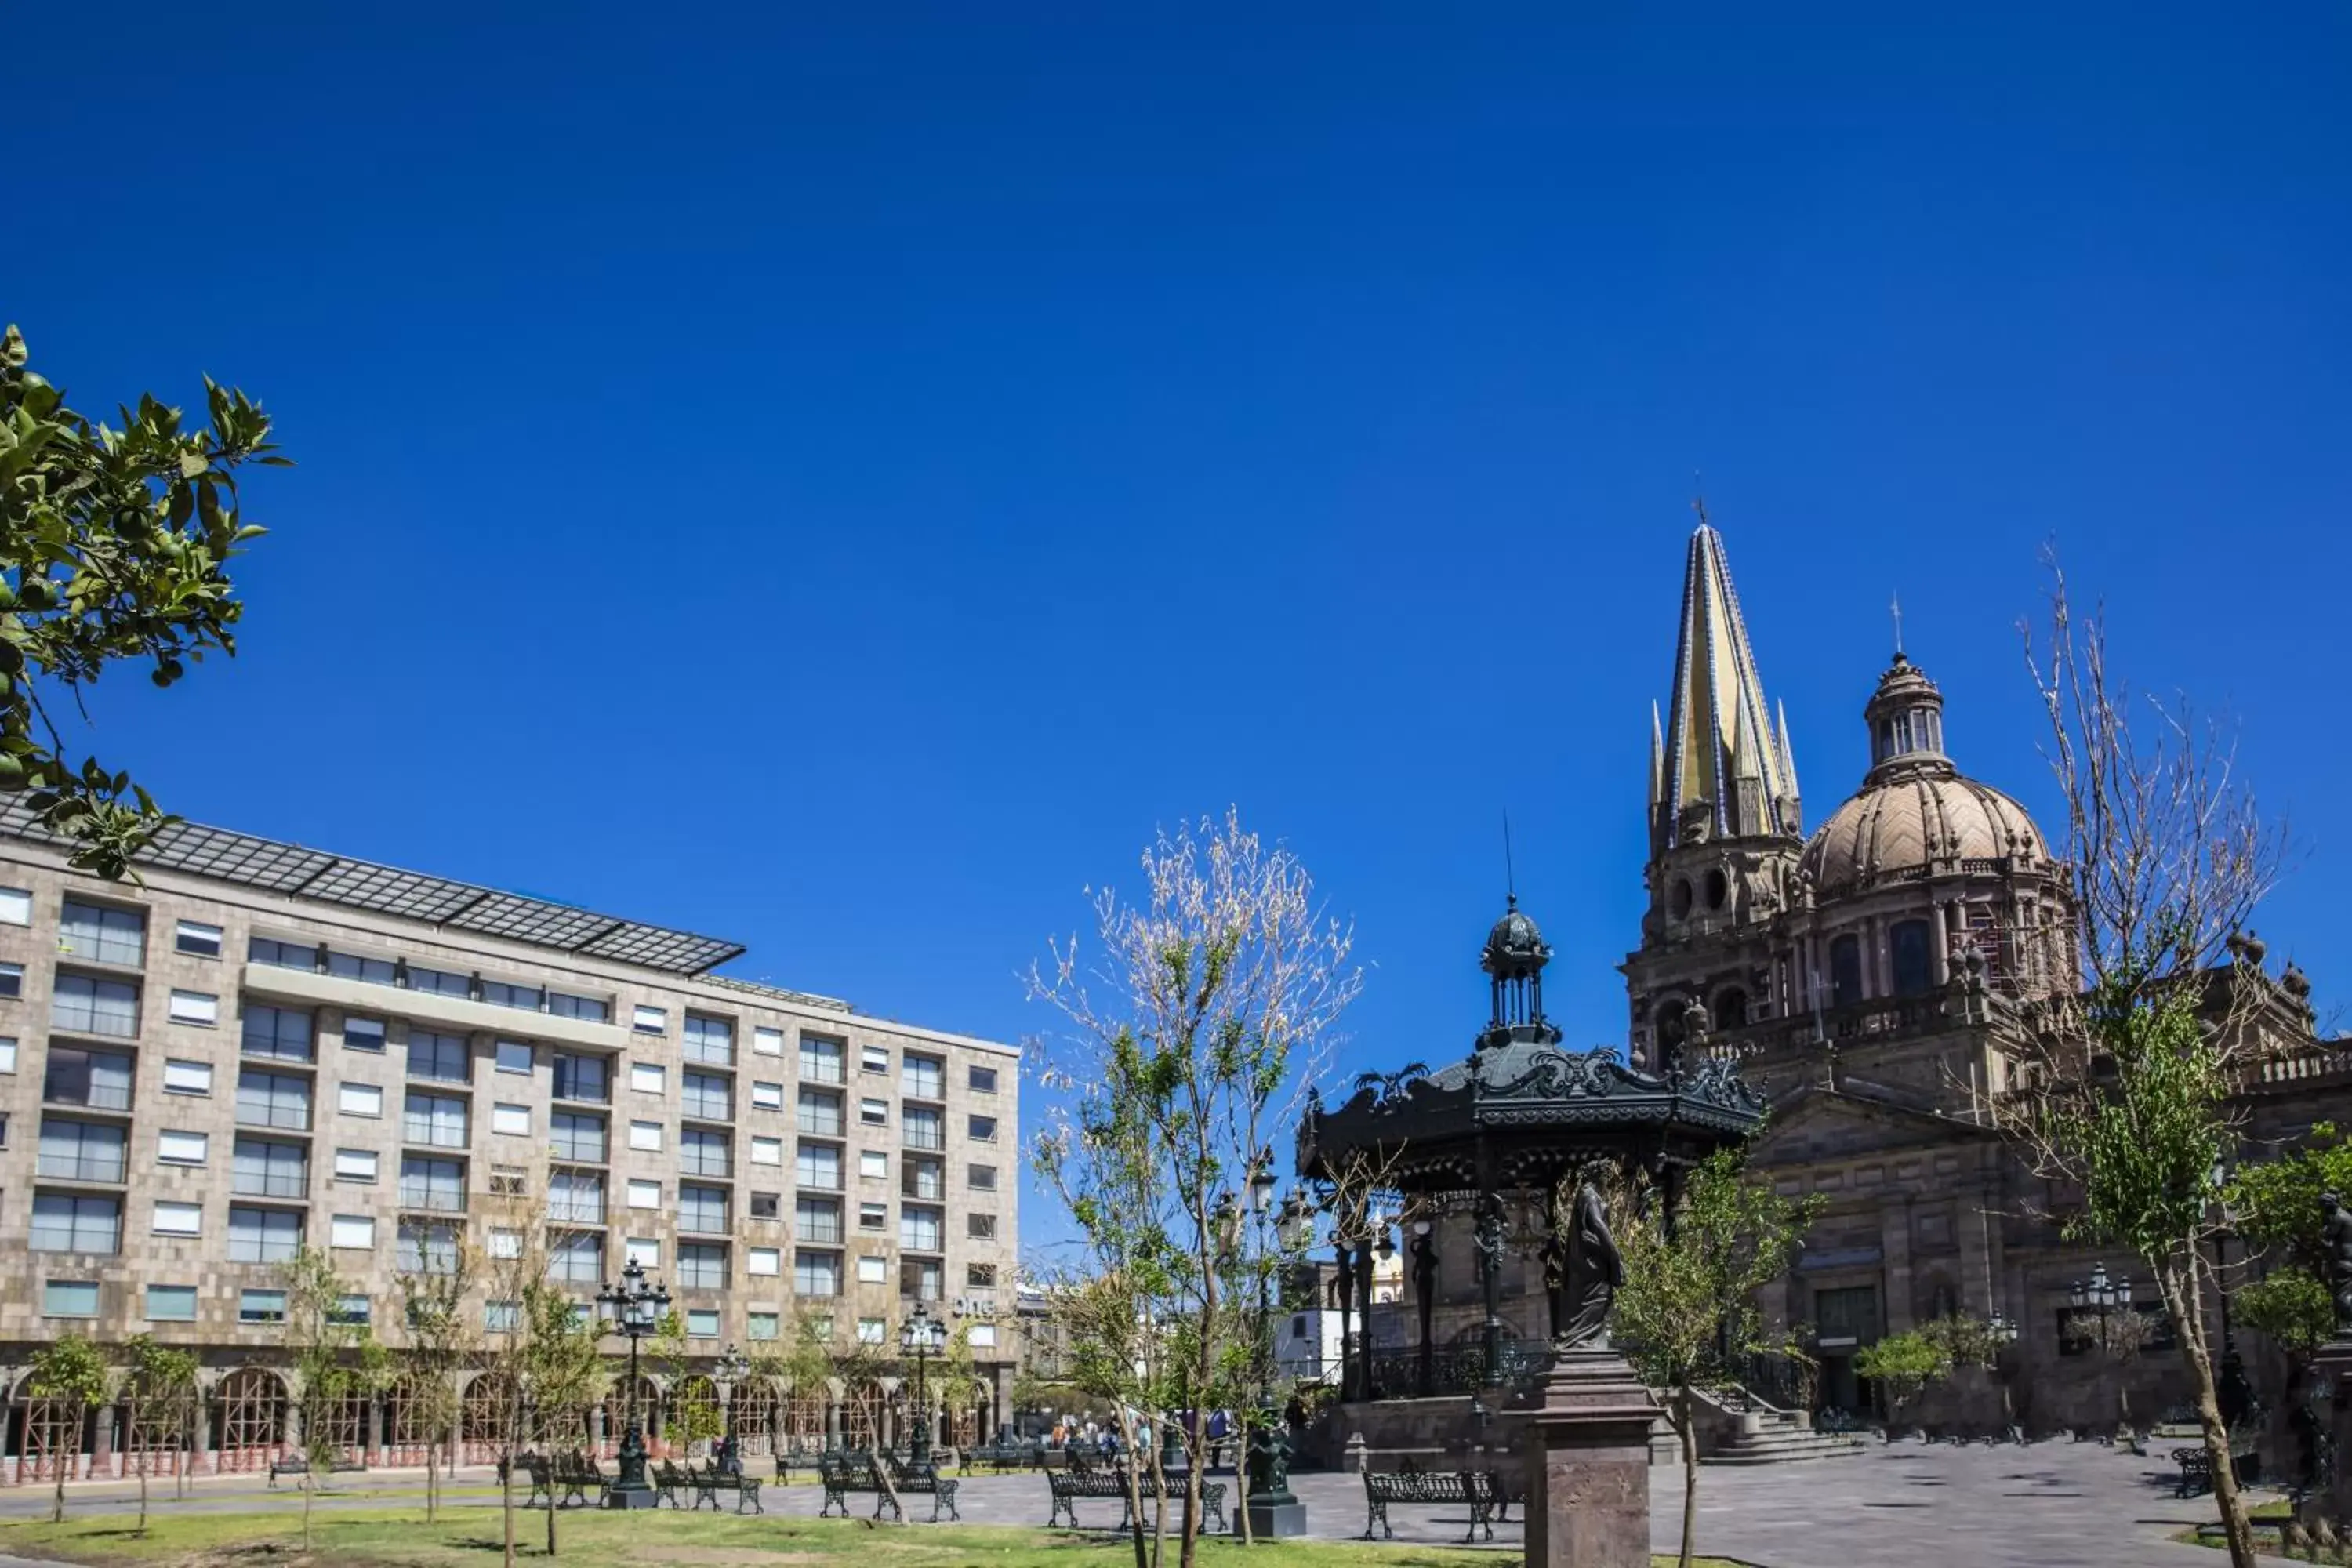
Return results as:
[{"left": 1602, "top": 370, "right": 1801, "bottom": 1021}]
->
[
  {"left": 1521, "top": 1347, "right": 1661, "bottom": 1568},
  {"left": 1241, "top": 1499, "right": 1308, "bottom": 1538},
  {"left": 2300, "top": 1339, "right": 2352, "bottom": 1527}
]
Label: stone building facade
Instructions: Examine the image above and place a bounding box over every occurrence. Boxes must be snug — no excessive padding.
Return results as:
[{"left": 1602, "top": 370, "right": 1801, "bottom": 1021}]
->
[{"left": 0, "top": 804, "right": 1019, "bottom": 1479}]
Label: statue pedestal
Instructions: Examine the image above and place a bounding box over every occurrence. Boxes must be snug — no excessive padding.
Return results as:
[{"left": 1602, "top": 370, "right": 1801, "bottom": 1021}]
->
[
  {"left": 1520, "top": 1347, "right": 1660, "bottom": 1568},
  {"left": 1241, "top": 1497, "right": 1308, "bottom": 1538},
  {"left": 2301, "top": 1338, "right": 2352, "bottom": 1527}
]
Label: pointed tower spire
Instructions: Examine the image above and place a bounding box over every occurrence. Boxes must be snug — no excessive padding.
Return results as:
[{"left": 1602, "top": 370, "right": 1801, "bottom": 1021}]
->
[
  {"left": 1777, "top": 697, "right": 1801, "bottom": 801},
  {"left": 1659, "top": 514, "right": 1801, "bottom": 847},
  {"left": 1648, "top": 702, "right": 1667, "bottom": 835}
]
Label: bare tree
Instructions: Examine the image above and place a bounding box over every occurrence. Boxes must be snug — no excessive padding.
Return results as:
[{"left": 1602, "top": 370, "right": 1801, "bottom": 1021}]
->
[
  {"left": 1032, "top": 808, "right": 1362, "bottom": 1568},
  {"left": 1994, "top": 555, "right": 2288, "bottom": 1568},
  {"left": 395, "top": 1236, "right": 479, "bottom": 1523}
]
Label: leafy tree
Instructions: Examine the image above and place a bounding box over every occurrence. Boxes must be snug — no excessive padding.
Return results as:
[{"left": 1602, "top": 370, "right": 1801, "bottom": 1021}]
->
[
  {"left": 2226, "top": 1121, "right": 2352, "bottom": 1368},
  {"left": 1995, "top": 560, "right": 2285, "bottom": 1568},
  {"left": 118, "top": 1334, "right": 198, "bottom": 1529},
  {"left": 518, "top": 1281, "right": 609, "bottom": 1556},
  {"left": 1031, "top": 808, "right": 1362, "bottom": 1568},
  {"left": 1615, "top": 1145, "right": 1822, "bottom": 1568},
  {"left": 278, "top": 1247, "right": 382, "bottom": 1550},
  {"left": 771, "top": 1305, "right": 836, "bottom": 1450},
  {"left": 650, "top": 1309, "right": 724, "bottom": 1454},
  {"left": 1854, "top": 1332, "right": 1952, "bottom": 1424},
  {"left": 394, "top": 1240, "right": 478, "bottom": 1523},
  {"left": 24, "top": 1331, "right": 110, "bottom": 1523},
  {"left": 0, "top": 323, "right": 285, "bottom": 879}
]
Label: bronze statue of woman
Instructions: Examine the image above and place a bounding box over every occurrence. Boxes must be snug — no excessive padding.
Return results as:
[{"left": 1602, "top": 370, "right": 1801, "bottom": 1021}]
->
[{"left": 1558, "top": 1177, "right": 1625, "bottom": 1350}]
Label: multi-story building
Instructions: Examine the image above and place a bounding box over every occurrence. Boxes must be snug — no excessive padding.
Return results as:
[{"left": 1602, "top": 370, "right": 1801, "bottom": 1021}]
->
[{"left": 0, "top": 804, "right": 1018, "bottom": 1475}]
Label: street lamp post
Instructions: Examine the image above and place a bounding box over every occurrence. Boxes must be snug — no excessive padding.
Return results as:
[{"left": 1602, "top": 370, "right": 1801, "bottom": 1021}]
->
[
  {"left": 899, "top": 1301, "right": 948, "bottom": 1472},
  {"left": 595, "top": 1258, "right": 671, "bottom": 1508},
  {"left": 1410, "top": 1218, "right": 1437, "bottom": 1399},
  {"left": 2069, "top": 1263, "right": 2135, "bottom": 1428},
  {"left": 715, "top": 1344, "right": 749, "bottom": 1475},
  {"left": 1986, "top": 1311, "right": 2020, "bottom": 1435}
]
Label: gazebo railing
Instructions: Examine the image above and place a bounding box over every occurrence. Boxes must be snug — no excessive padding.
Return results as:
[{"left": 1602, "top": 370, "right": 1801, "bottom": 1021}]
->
[{"left": 1365, "top": 1338, "right": 1553, "bottom": 1399}]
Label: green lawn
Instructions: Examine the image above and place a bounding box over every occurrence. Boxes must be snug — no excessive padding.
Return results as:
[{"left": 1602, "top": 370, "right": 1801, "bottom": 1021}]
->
[{"left": 0, "top": 1507, "right": 1741, "bottom": 1568}]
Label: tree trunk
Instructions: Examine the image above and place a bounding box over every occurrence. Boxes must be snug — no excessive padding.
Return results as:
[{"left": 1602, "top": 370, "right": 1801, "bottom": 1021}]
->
[
  {"left": 134, "top": 1396, "right": 149, "bottom": 1533},
  {"left": 501, "top": 1439, "right": 517, "bottom": 1568},
  {"left": 2160, "top": 1266, "right": 2259, "bottom": 1568},
  {"left": 51, "top": 1418, "right": 67, "bottom": 1525},
  {"left": 1675, "top": 1389, "right": 1700, "bottom": 1568},
  {"left": 303, "top": 1454, "right": 315, "bottom": 1550},
  {"left": 546, "top": 1479, "right": 558, "bottom": 1557},
  {"left": 1117, "top": 1410, "right": 1150, "bottom": 1568},
  {"left": 426, "top": 1436, "right": 438, "bottom": 1523}
]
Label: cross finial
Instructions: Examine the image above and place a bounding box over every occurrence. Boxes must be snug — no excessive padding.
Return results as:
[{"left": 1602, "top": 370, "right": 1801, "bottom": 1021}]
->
[
  {"left": 1503, "top": 809, "right": 1516, "bottom": 906},
  {"left": 1891, "top": 591, "right": 1905, "bottom": 657},
  {"left": 1690, "top": 484, "right": 1709, "bottom": 531}
]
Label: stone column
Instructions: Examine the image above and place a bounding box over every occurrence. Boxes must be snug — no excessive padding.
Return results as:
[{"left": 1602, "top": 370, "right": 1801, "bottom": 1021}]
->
[
  {"left": 1880, "top": 1200, "right": 1916, "bottom": 1336},
  {"left": 1523, "top": 1348, "right": 1661, "bottom": 1568},
  {"left": 93, "top": 1402, "right": 117, "bottom": 1478}
]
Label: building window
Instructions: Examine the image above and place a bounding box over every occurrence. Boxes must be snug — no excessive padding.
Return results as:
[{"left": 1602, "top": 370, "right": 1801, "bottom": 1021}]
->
[
  {"left": 968, "top": 1163, "right": 997, "bottom": 1191},
  {"left": 630, "top": 1061, "right": 666, "bottom": 1097},
  {"left": 242, "top": 1004, "right": 314, "bottom": 1062},
  {"left": 1829, "top": 932, "right": 1864, "bottom": 1008},
  {"left": 239, "top": 1289, "right": 288, "bottom": 1325},
  {"left": 860, "top": 1150, "right": 889, "bottom": 1180},
  {"left": 967, "top": 1262, "right": 997, "bottom": 1288},
  {"left": 0, "top": 887, "right": 30, "bottom": 924},
  {"left": 796, "top": 1195, "right": 843, "bottom": 1244},
  {"left": 902, "top": 1157, "right": 944, "bottom": 1201},
  {"left": 487, "top": 1227, "right": 525, "bottom": 1260},
  {"left": 1714, "top": 986, "right": 1749, "bottom": 1029},
  {"left": 399, "top": 1156, "right": 467, "bottom": 1214},
  {"left": 236, "top": 1068, "right": 313, "bottom": 1131},
  {"left": 967, "top": 1114, "right": 998, "bottom": 1143},
  {"left": 681, "top": 1127, "right": 733, "bottom": 1178},
  {"left": 157, "top": 919, "right": 218, "bottom": 956},
  {"left": 485, "top": 1301, "right": 521, "bottom": 1334},
  {"left": 495, "top": 1039, "right": 533, "bottom": 1076},
  {"left": 547, "top": 1169, "right": 604, "bottom": 1225},
  {"left": 408, "top": 1030, "right": 470, "bottom": 1083},
  {"left": 492, "top": 1102, "right": 532, "bottom": 1138},
  {"left": 548, "top": 990, "right": 608, "bottom": 1022},
  {"left": 857, "top": 1316, "right": 887, "bottom": 1344},
  {"left": 858, "top": 1253, "right": 888, "bottom": 1283},
  {"left": 52, "top": 973, "right": 140, "bottom": 1037},
  {"left": 968, "top": 1064, "right": 997, "bottom": 1094},
  {"left": 328, "top": 950, "right": 397, "bottom": 985},
  {"left": 153, "top": 1200, "right": 203, "bottom": 1237},
  {"left": 753, "top": 1026, "right": 783, "bottom": 1058},
  {"left": 1891, "top": 919, "right": 1935, "bottom": 997},
  {"left": 900, "top": 1054, "right": 944, "bottom": 1100},
  {"left": 403, "top": 1091, "right": 469, "bottom": 1149},
  {"left": 633, "top": 1004, "right": 668, "bottom": 1035},
  {"left": 747, "top": 1246, "right": 781, "bottom": 1277},
  {"left": 859, "top": 1201, "right": 888, "bottom": 1231},
  {"left": 38, "top": 1116, "right": 128, "bottom": 1182},
  {"left": 158, "top": 1128, "right": 209, "bottom": 1166},
  {"left": 45, "top": 1044, "right": 133, "bottom": 1109},
  {"left": 796, "top": 1142, "right": 842, "bottom": 1189},
  {"left": 330, "top": 1214, "right": 376, "bottom": 1250},
  {"left": 61, "top": 899, "right": 147, "bottom": 967},
  {"left": 751, "top": 1080, "right": 782, "bottom": 1112},
  {"left": 491, "top": 1163, "right": 526, "bottom": 1195},
  {"left": 678, "top": 1242, "right": 729, "bottom": 1290},
  {"left": 227, "top": 1205, "right": 303, "bottom": 1263},
  {"left": 899, "top": 1204, "right": 943, "bottom": 1253},
  {"left": 798, "top": 1088, "right": 844, "bottom": 1137},
  {"left": 750, "top": 1190, "right": 781, "bottom": 1219},
  {"left": 859, "top": 1044, "right": 889, "bottom": 1075},
  {"left": 626, "top": 1178, "right": 661, "bottom": 1209},
  {"left": 337, "top": 1082, "right": 383, "bottom": 1119},
  {"left": 967, "top": 1323, "right": 998, "bottom": 1349},
  {"left": 793, "top": 1250, "right": 840, "bottom": 1297},
  {"left": 485, "top": 980, "right": 542, "bottom": 1013},
  {"left": 967, "top": 1212, "right": 997, "bottom": 1240},
  {"left": 334, "top": 1148, "right": 378, "bottom": 1182},
  {"left": 163, "top": 1058, "right": 212, "bottom": 1095},
  {"left": 249, "top": 935, "right": 318, "bottom": 970},
  {"left": 551, "top": 1111, "right": 608, "bottom": 1163},
  {"left": 902, "top": 1106, "right": 944, "bottom": 1152},
  {"left": 750, "top": 1134, "right": 782, "bottom": 1166},
  {"left": 345, "top": 1016, "right": 387, "bottom": 1052},
  {"left": 332, "top": 1294, "right": 371, "bottom": 1328},
  {"left": 900, "top": 1257, "right": 942, "bottom": 1301},
  {"left": 683, "top": 1014, "right": 735, "bottom": 1066},
  {"left": 681, "top": 1071, "right": 731, "bottom": 1122},
  {"left": 146, "top": 1284, "right": 198, "bottom": 1321},
  {"left": 799, "top": 1035, "right": 846, "bottom": 1083},
  {"left": 547, "top": 1052, "right": 607, "bottom": 1103},
  {"left": 623, "top": 1236, "right": 659, "bottom": 1269},
  {"left": 397, "top": 1220, "right": 463, "bottom": 1276},
  {"left": 545, "top": 1231, "right": 603, "bottom": 1283},
  {"left": 686, "top": 1308, "right": 720, "bottom": 1338},
  {"left": 232, "top": 1136, "right": 309, "bottom": 1199},
  {"left": 406, "top": 964, "right": 470, "bottom": 999},
  {"left": 677, "top": 1183, "right": 729, "bottom": 1234},
  {"left": 860, "top": 1098, "right": 888, "bottom": 1127},
  {"left": 748, "top": 1311, "right": 779, "bottom": 1341},
  {"left": 0, "top": 961, "right": 20, "bottom": 999},
  {"left": 628, "top": 1120, "right": 662, "bottom": 1152},
  {"left": 32, "top": 1192, "right": 123, "bottom": 1253}
]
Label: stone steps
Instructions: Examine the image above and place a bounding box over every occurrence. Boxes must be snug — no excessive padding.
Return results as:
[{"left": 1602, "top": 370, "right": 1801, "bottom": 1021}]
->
[{"left": 1704, "top": 1408, "right": 1869, "bottom": 1466}]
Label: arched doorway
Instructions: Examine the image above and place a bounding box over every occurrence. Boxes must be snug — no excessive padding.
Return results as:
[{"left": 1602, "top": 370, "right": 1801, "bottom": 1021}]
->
[
  {"left": 600, "top": 1376, "right": 659, "bottom": 1461},
  {"left": 668, "top": 1376, "right": 719, "bottom": 1458},
  {"left": 460, "top": 1372, "right": 514, "bottom": 1465},
  {"left": 381, "top": 1372, "right": 441, "bottom": 1468},
  {"left": 728, "top": 1377, "right": 778, "bottom": 1456},
  {"left": 212, "top": 1369, "right": 289, "bottom": 1472}
]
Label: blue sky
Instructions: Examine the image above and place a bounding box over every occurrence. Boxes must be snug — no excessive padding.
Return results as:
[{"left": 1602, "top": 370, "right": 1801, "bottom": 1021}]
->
[{"left": 12, "top": 5, "right": 2350, "bottom": 1170}]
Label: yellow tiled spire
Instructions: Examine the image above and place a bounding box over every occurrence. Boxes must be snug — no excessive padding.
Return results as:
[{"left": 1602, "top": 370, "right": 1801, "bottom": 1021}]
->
[{"left": 1657, "top": 513, "right": 1802, "bottom": 848}]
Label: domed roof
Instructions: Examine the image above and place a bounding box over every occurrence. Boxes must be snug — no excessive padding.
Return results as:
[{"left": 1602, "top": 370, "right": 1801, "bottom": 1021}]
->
[
  {"left": 1799, "top": 767, "right": 2045, "bottom": 892},
  {"left": 1483, "top": 896, "right": 1550, "bottom": 971}
]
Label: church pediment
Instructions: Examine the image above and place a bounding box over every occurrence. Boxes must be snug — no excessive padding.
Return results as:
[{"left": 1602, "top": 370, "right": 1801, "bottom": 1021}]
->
[{"left": 1749, "top": 1083, "right": 1994, "bottom": 1167}]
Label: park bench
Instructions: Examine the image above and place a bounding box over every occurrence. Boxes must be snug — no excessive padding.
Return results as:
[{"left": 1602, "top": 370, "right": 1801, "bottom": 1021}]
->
[
  {"left": 2176, "top": 1447, "right": 2216, "bottom": 1497},
  {"left": 506, "top": 1453, "right": 611, "bottom": 1509},
  {"left": 1361, "top": 1468, "right": 1509, "bottom": 1544},
  {"left": 818, "top": 1454, "right": 956, "bottom": 1523},
  {"left": 971, "top": 1435, "right": 1044, "bottom": 1472},
  {"left": 881, "top": 1456, "right": 960, "bottom": 1521},
  {"left": 685, "top": 1461, "right": 764, "bottom": 1514},
  {"left": 267, "top": 1457, "right": 365, "bottom": 1488},
  {"left": 1044, "top": 1470, "right": 1225, "bottom": 1533}
]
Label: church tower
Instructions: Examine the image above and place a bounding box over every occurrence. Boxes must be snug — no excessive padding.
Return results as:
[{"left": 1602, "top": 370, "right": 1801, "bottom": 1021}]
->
[{"left": 1624, "top": 514, "right": 1806, "bottom": 1067}]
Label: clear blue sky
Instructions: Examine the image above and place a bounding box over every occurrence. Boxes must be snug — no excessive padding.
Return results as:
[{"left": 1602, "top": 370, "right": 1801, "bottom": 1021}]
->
[{"left": 13, "top": 5, "right": 2350, "bottom": 1133}]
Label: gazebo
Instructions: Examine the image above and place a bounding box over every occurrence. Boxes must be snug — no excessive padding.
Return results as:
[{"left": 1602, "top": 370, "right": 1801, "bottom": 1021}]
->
[{"left": 1296, "top": 895, "right": 1768, "bottom": 1403}]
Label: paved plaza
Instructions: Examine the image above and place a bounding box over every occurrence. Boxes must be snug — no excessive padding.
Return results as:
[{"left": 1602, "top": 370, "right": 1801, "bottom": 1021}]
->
[{"left": 0, "top": 1440, "right": 2247, "bottom": 1566}]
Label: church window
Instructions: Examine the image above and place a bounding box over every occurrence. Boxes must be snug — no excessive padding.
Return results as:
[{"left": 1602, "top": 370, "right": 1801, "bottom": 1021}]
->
[
  {"left": 1669, "top": 879, "right": 1693, "bottom": 920},
  {"left": 1714, "top": 987, "right": 1748, "bottom": 1029},
  {"left": 1828, "top": 934, "right": 1864, "bottom": 1007},
  {"left": 1890, "top": 920, "right": 1934, "bottom": 997},
  {"left": 1654, "top": 1000, "right": 1686, "bottom": 1053},
  {"left": 1704, "top": 869, "right": 1729, "bottom": 910}
]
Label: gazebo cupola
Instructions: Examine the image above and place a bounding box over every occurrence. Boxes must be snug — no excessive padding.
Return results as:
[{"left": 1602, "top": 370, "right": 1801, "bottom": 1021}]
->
[{"left": 1481, "top": 895, "right": 1559, "bottom": 1051}]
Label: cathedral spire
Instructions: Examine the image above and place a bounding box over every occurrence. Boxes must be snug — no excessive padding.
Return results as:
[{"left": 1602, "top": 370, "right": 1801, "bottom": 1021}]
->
[{"left": 1655, "top": 516, "right": 1802, "bottom": 851}]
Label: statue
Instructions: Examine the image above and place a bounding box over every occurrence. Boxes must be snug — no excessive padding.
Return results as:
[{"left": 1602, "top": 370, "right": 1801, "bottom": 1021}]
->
[
  {"left": 1473, "top": 1194, "right": 1506, "bottom": 1287},
  {"left": 1541, "top": 1221, "right": 1569, "bottom": 1340},
  {"left": 2325, "top": 1191, "right": 2352, "bottom": 1338},
  {"left": 1244, "top": 1410, "right": 1294, "bottom": 1503},
  {"left": 1556, "top": 1177, "right": 1625, "bottom": 1350}
]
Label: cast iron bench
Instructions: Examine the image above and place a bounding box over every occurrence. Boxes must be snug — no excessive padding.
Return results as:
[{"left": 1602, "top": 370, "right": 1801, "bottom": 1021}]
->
[
  {"left": 972, "top": 1436, "right": 1045, "bottom": 1472},
  {"left": 268, "top": 1457, "right": 365, "bottom": 1487},
  {"left": 1361, "top": 1468, "right": 1508, "bottom": 1543},
  {"left": 683, "top": 1461, "right": 762, "bottom": 1513},
  {"left": 881, "top": 1456, "right": 960, "bottom": 1521},
  {"left": 1044, "top": 1469, "right": 1225, "bottom": 1532}
]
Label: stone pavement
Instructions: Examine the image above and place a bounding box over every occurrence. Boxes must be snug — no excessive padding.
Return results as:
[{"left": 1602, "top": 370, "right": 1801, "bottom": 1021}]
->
[{"left": 0, "top": 1441, "right": 2245, "bottom": 1566}]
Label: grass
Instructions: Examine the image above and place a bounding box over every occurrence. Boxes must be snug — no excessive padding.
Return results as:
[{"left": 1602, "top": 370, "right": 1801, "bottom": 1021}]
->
[{"left": 0, "top": 1506, "right": 1742, "bottom": 1568}]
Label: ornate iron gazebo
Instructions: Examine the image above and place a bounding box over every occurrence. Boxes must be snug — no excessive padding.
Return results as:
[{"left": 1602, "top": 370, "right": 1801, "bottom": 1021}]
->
[{"left": 1297, "top": 896, "right": 1767, "bottom": 1399}]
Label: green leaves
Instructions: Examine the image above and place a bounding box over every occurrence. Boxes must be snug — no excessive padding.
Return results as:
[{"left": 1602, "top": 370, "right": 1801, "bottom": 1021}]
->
[{"left": 0, "top": 321, "right": 285, "bottom": 878}]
